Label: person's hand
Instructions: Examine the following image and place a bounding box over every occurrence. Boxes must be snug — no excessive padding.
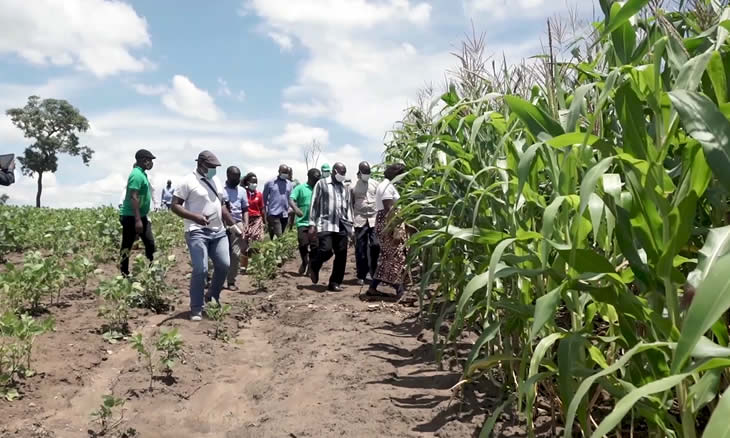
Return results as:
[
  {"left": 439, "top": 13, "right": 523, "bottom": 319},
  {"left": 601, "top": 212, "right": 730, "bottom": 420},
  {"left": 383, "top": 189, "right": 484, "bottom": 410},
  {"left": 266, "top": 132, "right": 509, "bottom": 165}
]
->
[
  {"left": 192, "top": 214, "right": 209, "bottom": 226},
  {"left": 232, "top": 224, "right": 243, "bottom": 236},
  {"left": 308, "top": 226, "right": 316, "bottom": 239},
  {"left": 135, "top": 218, "right": 144, "bottom": 235},
  {"left": 295, "top": 208, "right": 304, "bottom": 217}
]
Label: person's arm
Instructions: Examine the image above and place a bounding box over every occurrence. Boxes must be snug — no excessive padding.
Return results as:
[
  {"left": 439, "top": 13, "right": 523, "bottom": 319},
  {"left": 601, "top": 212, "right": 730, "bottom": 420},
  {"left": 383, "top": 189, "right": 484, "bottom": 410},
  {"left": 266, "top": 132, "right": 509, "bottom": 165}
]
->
[
  {"left": 171, "top": 196, "right": 208, "bottom": 226},
  {"left": 222, "top": 202, "right": 235, "bottom": 227},
  {"left": 262, "top": 181, "right": 269, "bottom": 210},
  {"left": 308, "top": 181, "right": 321, "bottom": 236},
  {"left": 129, "top": 189, "right": 145, "bottom": 233},
  {"left": 243, "top": 210, "right": 249, "bottom": 230},
  {"left": 289, "top": 187, "right": 304, "bottom": 217}
]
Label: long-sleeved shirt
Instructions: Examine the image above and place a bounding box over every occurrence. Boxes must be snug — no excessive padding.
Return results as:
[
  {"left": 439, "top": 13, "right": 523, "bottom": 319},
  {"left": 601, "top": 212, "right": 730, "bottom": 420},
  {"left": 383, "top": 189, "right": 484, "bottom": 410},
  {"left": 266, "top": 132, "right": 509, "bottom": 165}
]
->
[
  {"left": 263, "top": 177, "right": 292, "bottom": 218},
  {"left": 351, "top": 178, "right": 379, "bottom": 228},
  {"left": 309, "top": 178, "right": 353, "bottom": 234},
  {"left": 0, "top": 169, "right": 14, "bottom": 186}
]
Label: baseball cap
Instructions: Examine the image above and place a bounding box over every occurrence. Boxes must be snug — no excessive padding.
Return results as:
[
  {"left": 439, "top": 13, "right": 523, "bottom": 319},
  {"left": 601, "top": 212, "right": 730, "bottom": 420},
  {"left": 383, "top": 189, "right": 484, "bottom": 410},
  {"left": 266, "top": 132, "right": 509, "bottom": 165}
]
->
[
  {"left": 135, "top": 149, "right": 156, "bottom": 160},
  {"left": 321, "top": 163, "right": 331, "bottom": 172},
  {"left": 196, "top": 150, "right": 221, "bottom": 167}
]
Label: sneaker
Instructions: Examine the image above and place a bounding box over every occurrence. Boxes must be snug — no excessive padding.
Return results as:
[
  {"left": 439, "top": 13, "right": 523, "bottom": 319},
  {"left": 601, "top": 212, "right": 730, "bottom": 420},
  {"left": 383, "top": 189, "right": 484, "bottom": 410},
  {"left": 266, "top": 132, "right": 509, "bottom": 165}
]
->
[
  {"left": 356, "top": 279, "right": 365, "bottom": 286},
  {"left": 190, "top": 312, "right": 203, "bottom": 322},
  {"left": 227, "top": 283, "right": 238, "bottom": 291}
]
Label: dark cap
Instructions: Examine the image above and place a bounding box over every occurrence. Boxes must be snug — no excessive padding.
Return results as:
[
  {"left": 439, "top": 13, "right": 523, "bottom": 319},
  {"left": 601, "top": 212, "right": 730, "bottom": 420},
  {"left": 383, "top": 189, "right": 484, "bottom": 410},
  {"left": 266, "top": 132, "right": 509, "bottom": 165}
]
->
[
  {"left": 135, "top": 149, "right": 156, "bottom": 160},
  {"left": 196, "top": 150, "right": 221, "bottom": 167}
]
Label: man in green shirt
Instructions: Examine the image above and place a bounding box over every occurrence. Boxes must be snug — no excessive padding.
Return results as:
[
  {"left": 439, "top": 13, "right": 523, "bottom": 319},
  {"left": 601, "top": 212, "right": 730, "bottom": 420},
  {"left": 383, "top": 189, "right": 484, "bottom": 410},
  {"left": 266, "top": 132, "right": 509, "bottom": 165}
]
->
[
  {"left": 120, "top": 149, "right": 156, "bottom": 276},
  {"left": 289, "top": 168, "right": 321, "bottom": 275}
]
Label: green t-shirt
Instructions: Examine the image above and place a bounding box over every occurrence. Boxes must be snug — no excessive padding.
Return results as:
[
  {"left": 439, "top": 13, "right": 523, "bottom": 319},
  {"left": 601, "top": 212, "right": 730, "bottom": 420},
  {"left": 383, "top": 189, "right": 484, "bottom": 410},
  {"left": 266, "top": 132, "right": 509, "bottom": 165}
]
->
[
  {"left": 120, "top": 166, "right": 151, "bottom": 217},
  {"left": 290, "top": 183, "right": 314, "bottom": 228}
]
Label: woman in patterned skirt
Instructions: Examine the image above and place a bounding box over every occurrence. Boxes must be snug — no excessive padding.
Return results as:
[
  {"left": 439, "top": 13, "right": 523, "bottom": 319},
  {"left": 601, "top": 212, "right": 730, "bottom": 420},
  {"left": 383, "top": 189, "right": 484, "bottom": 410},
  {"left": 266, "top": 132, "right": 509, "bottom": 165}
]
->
[
  {"left": 241, "top": 172, "right": 266, "bottom": 273},
  {"left": 368, "top": 163, "right": 408, "bottom": 298}
]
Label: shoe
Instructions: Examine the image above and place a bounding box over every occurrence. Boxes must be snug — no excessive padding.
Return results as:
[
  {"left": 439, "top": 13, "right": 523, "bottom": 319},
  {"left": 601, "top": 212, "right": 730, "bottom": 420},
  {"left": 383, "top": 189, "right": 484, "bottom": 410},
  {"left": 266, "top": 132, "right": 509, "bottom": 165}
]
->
[
  {"left": 204, "top": 294, "right": 213, "bottom": 304},
  {"left": 328, "top": 283, "right": 344, "bottom": 292},
  {"left": 227, "top": 283, "right": 238, "bottom": 291},
  {"left": 190, "top": 312, "right": 203, "bottom": 322},
  {"left": 298, "top": 263, "right": 307, "bottom": 275},
  {"left": 310, "top": 267, "right": 320, "bottom": 284},
  {"left": 356, "top": 279, "right": 365, "bottom": 286}
]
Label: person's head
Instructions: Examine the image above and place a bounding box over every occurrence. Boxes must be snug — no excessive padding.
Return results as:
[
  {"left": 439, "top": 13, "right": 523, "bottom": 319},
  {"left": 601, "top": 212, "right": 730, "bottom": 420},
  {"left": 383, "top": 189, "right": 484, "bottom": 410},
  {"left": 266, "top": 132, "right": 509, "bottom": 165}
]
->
[
  {"left": 307, "top": 168, "right": 321, "bottom": 186},
  {"left": 166, "top": 180, "right": 172, "bottom": 187},
  {"left": 357, "top": 161, "right": 371, "bottom": 182},
  {"left": 278, "top": 164, "right": 290, "bottom": 180},
  {"left": 226, "top": 166, "right": 241, "bottom": 187},
  {"left": 384, "top": 163, "right": 407, "bottom": 181},
  {"left": 243, "top": 172, "right": 258, "bottom": 191},
  {"left": 332, "top": 162, "right": 347, "bottom": 184},
  {"left": 134, "top": 149, "right": 156, "bottom": 171},
  {"left": 196, "top": 150, "right": 221, "bottom": 178},
  {"left": 321, "top": 163, "right": 331, "bottom": 179}
]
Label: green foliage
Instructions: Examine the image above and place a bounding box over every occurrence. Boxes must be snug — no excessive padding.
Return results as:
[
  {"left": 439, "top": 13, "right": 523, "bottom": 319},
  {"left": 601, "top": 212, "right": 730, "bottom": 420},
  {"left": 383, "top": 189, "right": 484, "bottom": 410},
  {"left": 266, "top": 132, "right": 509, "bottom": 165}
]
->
[
  {"left": 6, "top": 95, "right": 92, "bottom": 207},
  {"left": 90, "top": 394, "right": 125, "bottom": 436},
  {"left": 205, "top": 299, "right": 232, "bottom": 341},
  {"left": 0, "top": 311, "right": 54, "bottom": 400},
  {"left": 130, "top": 334, "right": 154, "bottom": 391},
  {"left": 96, "top": 277, "right": 138, "bottom": 342},
  {"left": 385, "top": 2, "right": 730, "bottom": 435},
  {"left": 155, "top": 328, "right": 183, "bottom": 375},
  {"left": 1, "top": 251, "right": 66, "bottom": 312},
  {"left": 249, "top": 231, "right": 298, "bottom": 290},
  {"left": 129, "top": 254, "right": 175, "bottom": 313}
]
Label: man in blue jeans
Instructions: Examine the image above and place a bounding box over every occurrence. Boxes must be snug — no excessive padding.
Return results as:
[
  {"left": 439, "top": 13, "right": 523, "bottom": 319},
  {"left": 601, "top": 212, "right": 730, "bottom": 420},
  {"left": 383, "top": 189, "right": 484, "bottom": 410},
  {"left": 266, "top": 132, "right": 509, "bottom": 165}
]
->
[{"left": 171, "top": 150, "right": 235, "bottom": 321}]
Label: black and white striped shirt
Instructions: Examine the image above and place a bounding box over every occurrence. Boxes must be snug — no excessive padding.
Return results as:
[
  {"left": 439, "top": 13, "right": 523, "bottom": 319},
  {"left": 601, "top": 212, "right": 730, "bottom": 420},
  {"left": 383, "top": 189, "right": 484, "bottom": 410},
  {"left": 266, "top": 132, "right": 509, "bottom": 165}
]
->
[{"left": 309, "top": 178, "right": 353, "bottom": 234}]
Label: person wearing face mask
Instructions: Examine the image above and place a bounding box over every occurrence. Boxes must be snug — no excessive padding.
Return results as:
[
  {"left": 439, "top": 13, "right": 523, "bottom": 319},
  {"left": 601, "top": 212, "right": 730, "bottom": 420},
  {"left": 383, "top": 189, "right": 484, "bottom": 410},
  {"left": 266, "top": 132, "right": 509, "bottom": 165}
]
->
[
  {"left": 263, "top": 164, "right": 293, "bottom": 239},
  {"left": 367, "top": 163, "right": 408, "bottom": 299},
  {"left": 321, "top": 163, "right": 331, "bottom": 179},
  {"left": 171, "top": 150, "right": 235, "bottom": 321},
  {"left": 289, "top": 168, "right": 321, "bottom": 275},
  {"left": 223, "top": 166, "right": 249, "bottom": 291},
  {"left": 119, "top": 149, "right": 157, "bottom": 276},
  {"left": 308, "top": 162, "right": 354, "bottom": 292},
  {"left": 351, "top": 161, "right": 381, "bottom": 286},
  {"left": 241, "top": 172, "right": 265, "bottom": 273}
]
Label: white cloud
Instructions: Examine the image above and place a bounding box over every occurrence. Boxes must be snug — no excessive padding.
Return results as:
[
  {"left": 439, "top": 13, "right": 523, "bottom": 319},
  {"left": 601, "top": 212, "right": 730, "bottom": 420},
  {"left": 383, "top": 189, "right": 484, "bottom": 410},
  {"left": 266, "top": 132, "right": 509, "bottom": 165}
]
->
[
  {"left": 282, "top": 100, "right": 330, "bottom": 118},
  {"left": 273, "top": 123, "right": 329, "bottom": 147},
  {"left": 0, "top": 0, "right": 151, "bottom": 77},
  {"left": 267, "top": 31, "right": 294, "bottom": 51},
  {"left": 217, "top": 78, "right": 246, "bottom": 101},
  {"left": 161, "top": 75, "right": 224, "bottom": 121},
  {"left": 132, "top": 83, "right": 168, "bottom": 96}
]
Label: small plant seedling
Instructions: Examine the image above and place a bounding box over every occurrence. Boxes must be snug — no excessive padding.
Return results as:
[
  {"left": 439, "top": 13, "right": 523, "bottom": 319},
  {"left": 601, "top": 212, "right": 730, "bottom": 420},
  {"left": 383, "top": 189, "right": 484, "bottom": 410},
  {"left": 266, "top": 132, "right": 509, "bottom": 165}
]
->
[
  {"left": 96, "top": 276, "right": 139, "bottom": 342},
  {"left": 0, "top": 311, "right": 54, "bottom": 400},
  {"left": 205, "top": 299, "right": 232, "bottom": 341},
  {"left": 130, "top": 334, "right": 154, "bottom": 391},
  {"left": 90, "top": 394, "right": 125, "bottom": 436},
  {"left": 155, "top": 328, "right": 183, "bottom": 376}
]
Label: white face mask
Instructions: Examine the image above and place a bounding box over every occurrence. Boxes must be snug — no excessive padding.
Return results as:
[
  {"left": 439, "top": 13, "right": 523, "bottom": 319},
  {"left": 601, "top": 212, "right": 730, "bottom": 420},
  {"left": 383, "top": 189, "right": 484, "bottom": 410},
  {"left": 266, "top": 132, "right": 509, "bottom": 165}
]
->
[
  {"left": 359, "top": 174, "right": 370, "bottom": 182},
  {"left": 322, "top": 171, "right": 331, "bottom": 178},
  {"left": 334, "top": 173, "right": 346, "bottom": 183},
  {"left": 249, "top": 183, "right": 258, "bottom": 191}
]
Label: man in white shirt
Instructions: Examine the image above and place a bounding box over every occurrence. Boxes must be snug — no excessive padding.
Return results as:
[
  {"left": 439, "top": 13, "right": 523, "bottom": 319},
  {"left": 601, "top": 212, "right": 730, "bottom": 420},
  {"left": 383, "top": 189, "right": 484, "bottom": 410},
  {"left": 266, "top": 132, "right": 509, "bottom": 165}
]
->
[
  {"left": 171, "top": 150, "right": 235, "bottom": 321},
  {"left": 351, "top": 161, "right": 380, "bottom": 286}
]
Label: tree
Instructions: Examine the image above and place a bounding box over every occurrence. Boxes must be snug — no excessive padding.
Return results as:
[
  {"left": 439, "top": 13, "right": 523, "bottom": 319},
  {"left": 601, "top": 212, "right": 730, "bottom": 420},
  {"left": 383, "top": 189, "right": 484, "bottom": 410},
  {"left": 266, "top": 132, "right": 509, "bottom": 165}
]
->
[
  {"left": 303, "top": 139, "right": 322, "bottom": 170},
  {"left": 6, "top": 96, "right": 92, "bottom": 207}
]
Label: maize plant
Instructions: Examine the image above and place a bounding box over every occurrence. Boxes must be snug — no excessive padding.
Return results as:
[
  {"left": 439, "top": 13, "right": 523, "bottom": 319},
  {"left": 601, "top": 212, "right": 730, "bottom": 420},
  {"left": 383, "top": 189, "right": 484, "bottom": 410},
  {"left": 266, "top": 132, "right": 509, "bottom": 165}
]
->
[{"left": 386, "top": 1, "right": 730, "bottom": 436}]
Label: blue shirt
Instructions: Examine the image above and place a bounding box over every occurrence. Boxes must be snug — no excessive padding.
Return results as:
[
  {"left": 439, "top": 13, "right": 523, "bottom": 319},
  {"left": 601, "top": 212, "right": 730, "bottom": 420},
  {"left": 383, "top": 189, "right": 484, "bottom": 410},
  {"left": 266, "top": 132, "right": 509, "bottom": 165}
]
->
[
  {"left": 263, "top": 177, "right": 292, "bottom": 218},
  {"left": 224, "top": 185, "right": 249, "bottom": 223},
  {"left": 161, "top": 186, "right": 174, "bottom": 204}
]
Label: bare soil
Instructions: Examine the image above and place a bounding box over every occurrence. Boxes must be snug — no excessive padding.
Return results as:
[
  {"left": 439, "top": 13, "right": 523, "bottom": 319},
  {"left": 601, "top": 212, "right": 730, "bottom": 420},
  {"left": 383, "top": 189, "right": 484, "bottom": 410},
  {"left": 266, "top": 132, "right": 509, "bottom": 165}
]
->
[{"left": 1, "top": 248, "right": 534, "bottom": 438}]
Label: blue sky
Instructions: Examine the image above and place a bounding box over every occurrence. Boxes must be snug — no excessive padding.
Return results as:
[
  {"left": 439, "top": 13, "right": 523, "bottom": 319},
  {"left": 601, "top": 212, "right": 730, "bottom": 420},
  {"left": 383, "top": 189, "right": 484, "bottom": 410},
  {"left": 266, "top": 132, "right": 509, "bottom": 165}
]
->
[{"left": 0, "top": 0, "right": 590, "bottom": 207}]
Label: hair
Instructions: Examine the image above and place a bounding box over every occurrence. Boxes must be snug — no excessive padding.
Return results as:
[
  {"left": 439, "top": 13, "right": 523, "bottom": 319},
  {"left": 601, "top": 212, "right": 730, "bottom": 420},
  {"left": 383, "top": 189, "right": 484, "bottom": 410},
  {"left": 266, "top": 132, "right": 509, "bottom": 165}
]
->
[
  {"left": 384, "top": 163, "right": 407, "bottom": 180},
  {"left": 307, "top": 168, "right": 321, "bottom": 180},
  {"left": 242, "top": 172, "right": 257, "bottom": 186}
]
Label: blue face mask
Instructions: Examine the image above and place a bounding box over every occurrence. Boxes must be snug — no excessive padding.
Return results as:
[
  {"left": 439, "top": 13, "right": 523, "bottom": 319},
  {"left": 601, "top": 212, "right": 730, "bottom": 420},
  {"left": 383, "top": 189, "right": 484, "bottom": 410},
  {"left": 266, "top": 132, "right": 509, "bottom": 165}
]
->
[{"left": 206, "top": 167, "right": 217, "bottom": 179}]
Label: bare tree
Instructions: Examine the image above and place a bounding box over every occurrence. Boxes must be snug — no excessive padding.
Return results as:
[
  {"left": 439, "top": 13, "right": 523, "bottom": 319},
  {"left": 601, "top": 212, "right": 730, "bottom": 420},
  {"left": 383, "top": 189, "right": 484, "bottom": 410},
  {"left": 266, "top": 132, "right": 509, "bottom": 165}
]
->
[{"left": 303, "top": 139, "right": 322, "bottom": 170}]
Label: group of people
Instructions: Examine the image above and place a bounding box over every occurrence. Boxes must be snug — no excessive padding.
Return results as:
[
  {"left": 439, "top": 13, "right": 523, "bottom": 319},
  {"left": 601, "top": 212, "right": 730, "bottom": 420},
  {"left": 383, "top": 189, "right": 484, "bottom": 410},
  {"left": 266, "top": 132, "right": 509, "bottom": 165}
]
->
[{"left": 119, "top": 148, "right": 408, "bottom": 321}]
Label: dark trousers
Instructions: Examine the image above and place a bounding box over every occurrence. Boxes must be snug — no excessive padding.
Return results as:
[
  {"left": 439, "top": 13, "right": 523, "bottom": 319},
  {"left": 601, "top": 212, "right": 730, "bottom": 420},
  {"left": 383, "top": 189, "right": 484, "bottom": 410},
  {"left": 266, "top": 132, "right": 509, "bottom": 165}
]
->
[
  {"left": 297, "top": 226, "right": 317, "bottom": 267},
  {"left": 267, "top": 215, "right": 289, "bottom": 239},
  {"left": 120, "top": 215, "right": 155, "bottom": 276},
  {"left": 355, "top": 225, "right": 380, "bottom": 280},
  {"left": 310, "top": 231, "right": 348, "bottom": 286}
]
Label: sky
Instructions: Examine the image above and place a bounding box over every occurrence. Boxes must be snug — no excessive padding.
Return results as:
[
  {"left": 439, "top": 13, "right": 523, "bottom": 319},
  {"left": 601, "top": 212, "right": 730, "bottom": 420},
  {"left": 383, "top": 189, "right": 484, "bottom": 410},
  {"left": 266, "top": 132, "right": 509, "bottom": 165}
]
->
[{"left": 0, "top": 0, "right": 591, "bottom": 208}]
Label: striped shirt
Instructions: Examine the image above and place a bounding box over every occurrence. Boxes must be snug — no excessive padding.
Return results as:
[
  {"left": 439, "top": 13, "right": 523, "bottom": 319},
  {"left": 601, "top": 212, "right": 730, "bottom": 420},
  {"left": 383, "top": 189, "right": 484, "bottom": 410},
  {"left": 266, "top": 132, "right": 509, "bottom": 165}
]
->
[{"left": 309, "top": 178, "right": 353, "bottom": 234}]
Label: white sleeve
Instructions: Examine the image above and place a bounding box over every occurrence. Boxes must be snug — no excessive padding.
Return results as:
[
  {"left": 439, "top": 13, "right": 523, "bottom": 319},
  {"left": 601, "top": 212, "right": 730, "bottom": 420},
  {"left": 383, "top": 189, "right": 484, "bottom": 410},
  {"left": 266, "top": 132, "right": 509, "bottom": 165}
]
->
[
  {"left": 382, "top": 183, "right": 397, "bottom": 201},
  {"left": 174, "top": 177, "right": 191, "bottom": 201}
]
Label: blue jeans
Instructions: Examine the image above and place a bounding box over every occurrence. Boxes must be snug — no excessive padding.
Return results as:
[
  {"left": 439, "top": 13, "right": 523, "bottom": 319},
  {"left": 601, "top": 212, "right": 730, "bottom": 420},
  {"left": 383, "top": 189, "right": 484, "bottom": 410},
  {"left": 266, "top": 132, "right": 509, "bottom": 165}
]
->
[{"left": 185, "top": 229, "right": 230, "bottom": 314}]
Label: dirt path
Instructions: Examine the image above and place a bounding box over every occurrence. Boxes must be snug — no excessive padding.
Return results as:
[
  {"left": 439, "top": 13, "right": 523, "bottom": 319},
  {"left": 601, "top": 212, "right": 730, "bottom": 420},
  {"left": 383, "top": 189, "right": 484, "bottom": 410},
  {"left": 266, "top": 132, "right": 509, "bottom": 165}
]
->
[{"left": 2, "top": 250, "right": 496, "bottom": 438}]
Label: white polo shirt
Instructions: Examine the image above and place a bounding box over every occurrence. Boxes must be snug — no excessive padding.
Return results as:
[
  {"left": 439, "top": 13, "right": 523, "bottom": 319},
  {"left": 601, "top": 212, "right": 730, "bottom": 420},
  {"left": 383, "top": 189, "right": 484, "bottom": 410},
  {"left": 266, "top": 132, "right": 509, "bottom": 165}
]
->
[
  {"left": 174, "top": 170, "right": 228, "bottom": 232},
  {"left": 375, "top": 178, "right": 400, "bottom": 211}
]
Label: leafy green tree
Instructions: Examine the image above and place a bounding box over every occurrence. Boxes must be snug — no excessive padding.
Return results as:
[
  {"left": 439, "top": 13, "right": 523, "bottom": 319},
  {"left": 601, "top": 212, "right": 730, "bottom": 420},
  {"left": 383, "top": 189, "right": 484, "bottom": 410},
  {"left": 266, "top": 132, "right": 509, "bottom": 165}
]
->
[{"left": 6, "top": 96, "right": 92, "bottom": 207}]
